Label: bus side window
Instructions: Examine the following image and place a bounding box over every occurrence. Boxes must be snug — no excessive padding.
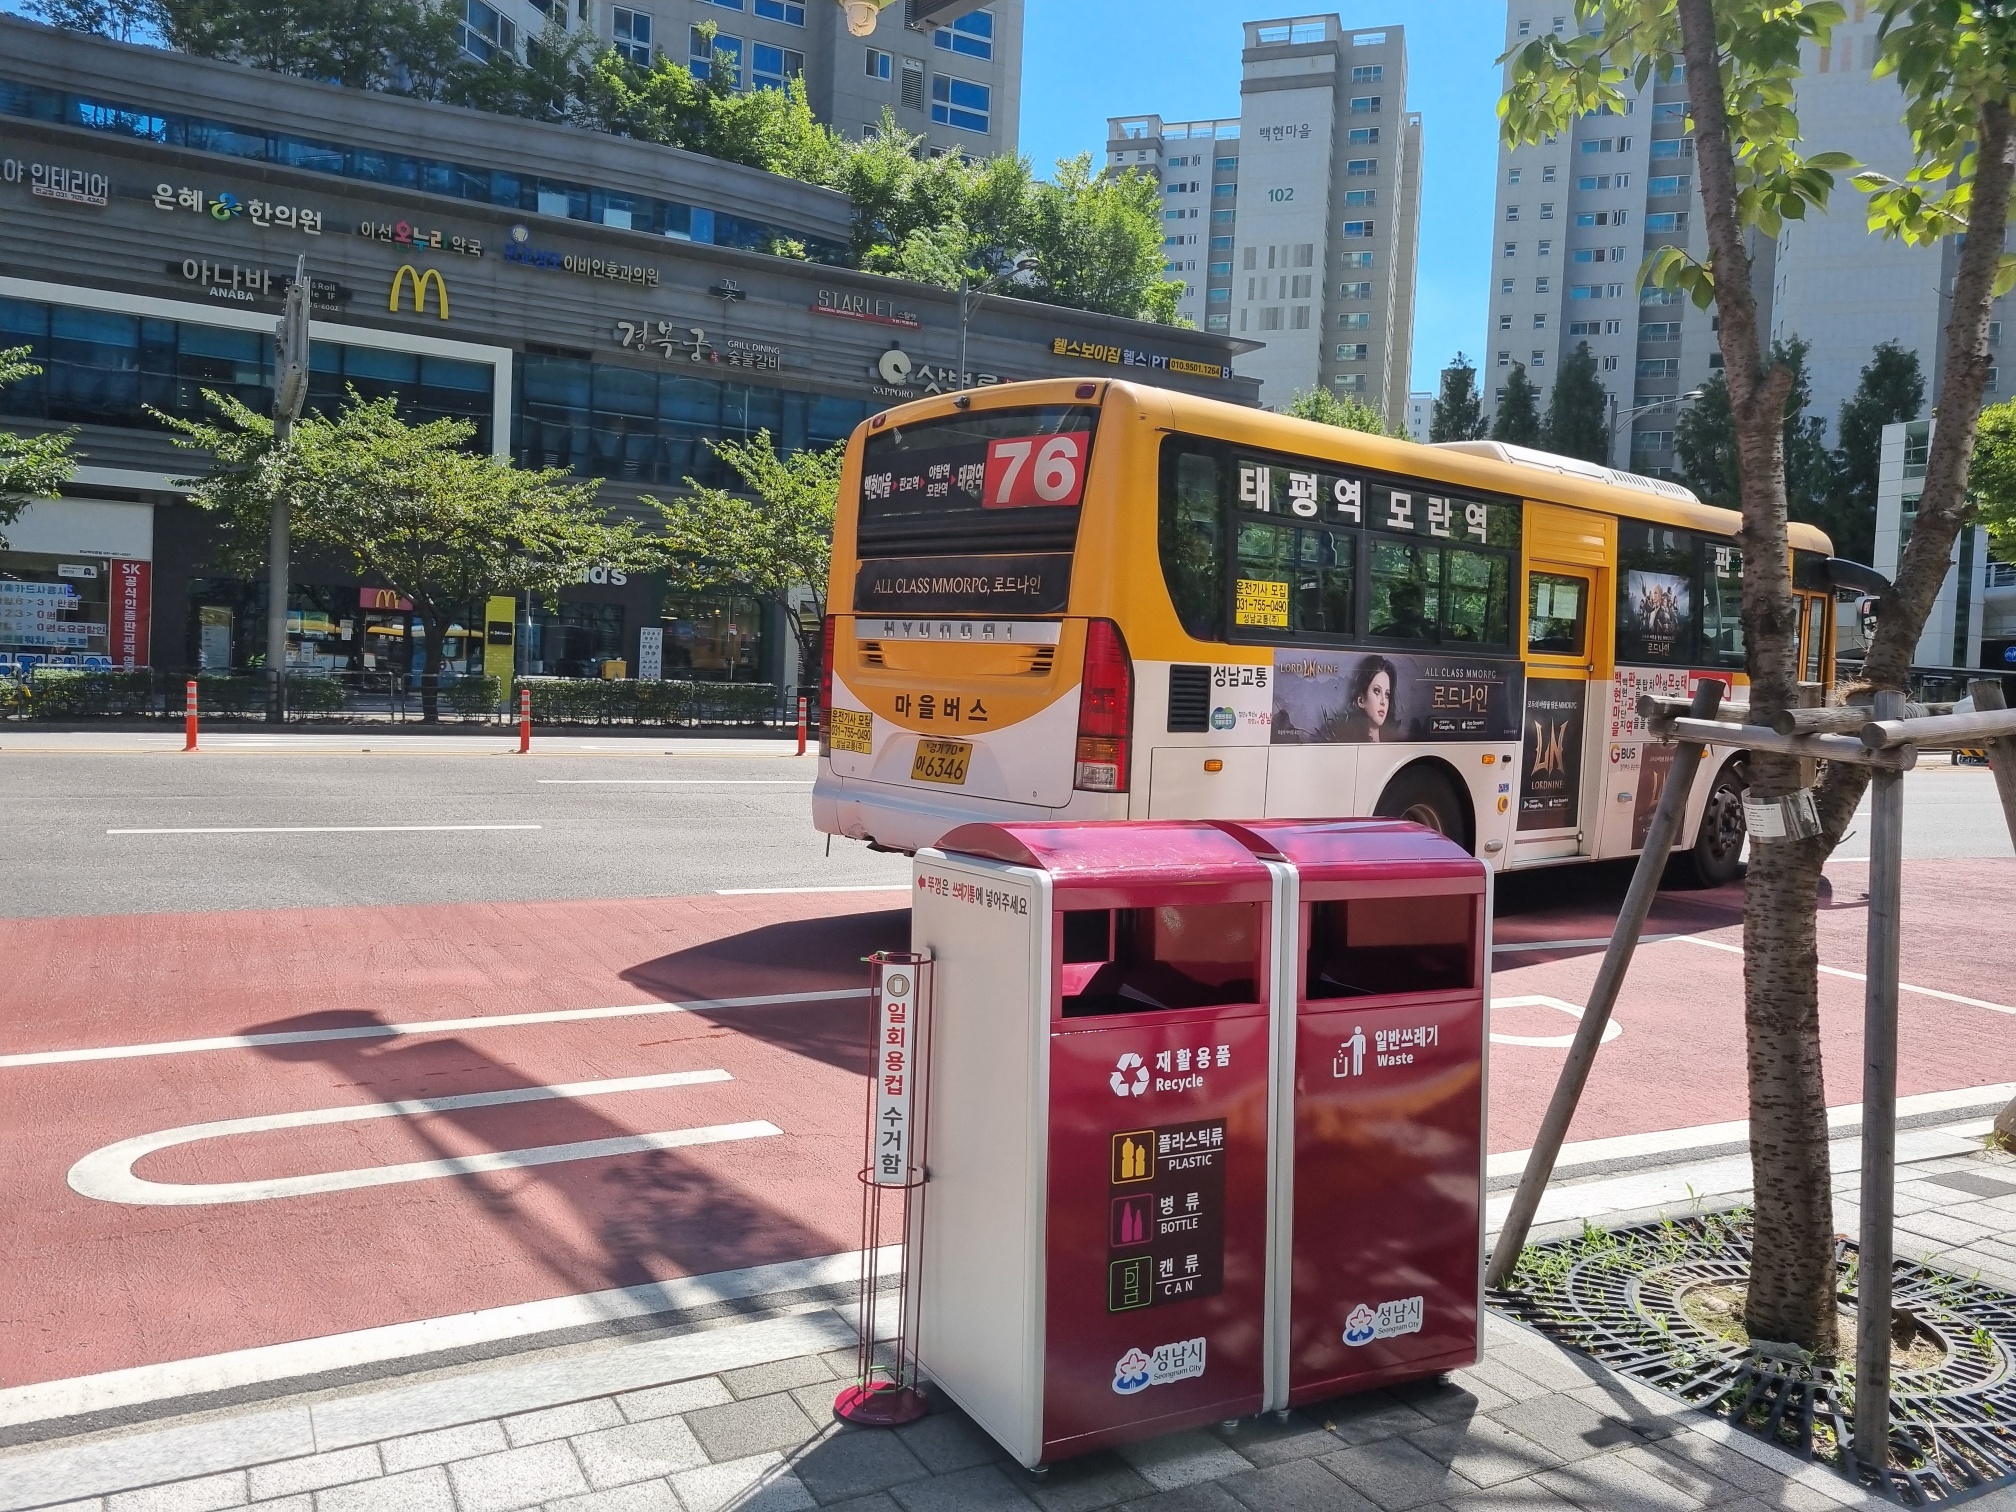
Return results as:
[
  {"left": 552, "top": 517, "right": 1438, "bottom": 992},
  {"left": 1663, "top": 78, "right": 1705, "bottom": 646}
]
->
[
  {"left": 1699, "top": 539, "right": 1744, "bottom": 666},
  {"left": 1161, "top": 450, "right": 1224, "bottom": 641},
  {"left": 1805, "top": 594, "right": 1828, "bottom": 683},
  {"left": 1369, "top": 540, "right": 1442, "bottom": 641}
]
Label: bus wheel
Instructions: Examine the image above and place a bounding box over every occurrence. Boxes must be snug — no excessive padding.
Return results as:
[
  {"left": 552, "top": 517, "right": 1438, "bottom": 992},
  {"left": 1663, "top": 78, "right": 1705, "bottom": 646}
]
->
[
  {"left": 1686, "top": 764, "right": 1747, "bottom": 888},
  {"left": 1375, "top": 765, "right": 1472, "bottom": 854}
]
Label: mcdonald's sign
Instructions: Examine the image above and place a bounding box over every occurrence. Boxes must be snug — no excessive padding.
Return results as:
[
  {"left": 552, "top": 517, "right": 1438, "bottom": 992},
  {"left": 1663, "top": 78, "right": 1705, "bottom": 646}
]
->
[{"left": 388, "top": 264, "right": 449, "bottom": 319}]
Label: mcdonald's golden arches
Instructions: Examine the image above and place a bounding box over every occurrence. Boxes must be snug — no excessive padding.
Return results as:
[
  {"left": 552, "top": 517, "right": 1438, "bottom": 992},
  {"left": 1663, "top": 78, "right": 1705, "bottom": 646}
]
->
[{"left": 388, "top": 264, "right": 449, "bottom": 319}]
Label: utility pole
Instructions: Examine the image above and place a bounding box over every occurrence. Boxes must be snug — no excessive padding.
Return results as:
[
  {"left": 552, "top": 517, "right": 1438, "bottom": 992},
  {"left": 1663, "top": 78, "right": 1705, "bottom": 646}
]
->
[{"left": 266, "top": 256, "right": 311, "bottom": 724}]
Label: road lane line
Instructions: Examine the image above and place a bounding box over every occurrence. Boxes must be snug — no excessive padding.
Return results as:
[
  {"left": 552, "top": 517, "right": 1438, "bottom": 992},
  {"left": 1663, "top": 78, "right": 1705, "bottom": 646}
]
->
[
  {"left": 1491, "top": 994, "right": 1624, "bottom": 1048},
  {"left": 1493, "top": 932, "right": 1691, "bottom": 953},
  {"left": 67, "top": 1070, "right": 778, "bottom": 1206},
  {"left": 1667, "top": 934, "right": 2016, "bottom": 1015},
  {"left": 0, "top": 987, "right": 871, "bottom": 1069},
  {"left": 716, "top": 884, "right": 910, "bottom": 895},
  {"left": 536, "top": 779, "right": 813, "bottom": 785},
  {"left": 105, "top": 824, "right": 543, "bottom": 834}
]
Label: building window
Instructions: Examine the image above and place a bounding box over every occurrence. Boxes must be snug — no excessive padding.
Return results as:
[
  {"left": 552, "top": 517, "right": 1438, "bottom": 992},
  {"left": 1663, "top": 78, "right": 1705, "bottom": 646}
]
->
[
  {"left": 1346, "top": 158, "right": 1378, "bottom": 176},
  {"left": 1499, "top": 314, "right": 1513, "bottom": 330},
  {"left": 751, "top": 41, "right": 802, "bottom": 90},
  {"left": 866, "top": 47, "right": 891, "bottom": 79},
  {"left": 1211, "top": 235, "right": 1234, "bottom": 249},
  {"left": 1340, "top": 312, "right": 1371, "bottom": 329},
  {"left": 1601, "top": 354, "right": 1619, "bottom": 370},
  {"left": 1207, "top": 287, "right": 1230, "bottom": 302},
  {"left": 1644, "top": 211, "right": 1688, "bottom": 232},
  {"left": 1353, "top": 64, "right": 1384, "bottom": 82},
  {"left": 1209, "top": 260, "right": 1232, "bottom": 275},
  {"left": 1503, "top": 241, "right": 1518, "bottom": 258},
  {"left": 900, "top": 56, "right": 924, "bottom": 110},
  {"left": 1290, "top": 273, "right": 1313, "bottom": 297},
  {"left": 1340, "top": 280, "right": 1372, "bottom": 298},
  {"left": 1538, "top": 239, "right": 1552, "bottom": 255},
  {"left": 1531, "top": 349, "right": 1546, "bottom": 366},
  {"left": 461, "top": 0, "right": 516, "bottom": 61},
  {"left": 1498, "top": 349, "right": 1512, "bottom": 366},
  {"left": 1292, "top": 307, "right": 1312, "bottom": 329},
  {"left": 1533, "top": 313, "right": 1547, "bottom": 329},
  {"left": 611, "top": 6, "right": 653, "bottom": 64},
  {"left": 1638, "top": 358, "right": 1680, "bottom": 378},
  {"left": 1335, "top": 343, "right": 1370, "bottom": 360},
  {"left": 1211, "top": 208, "right": 1235, "bottom": 223},
  {"left": 1650, "top": 137, "right": 1692, "bottom": 159},
  {"left": 1647, "top": 175, "right": 1690, "bottom": 197},
  {"left": 1334, "top": 373, "right": 1368, "bottom": 391},
  {"left": 753, "top": 0, "right": 805, "bottom": 20},
  {"left": 1539, "top": 202, "right": 1554, "bottom": 219},
  {"left": 1213, "top": 182, "right": 1236, "bottom": 196},
  {"left": 1535, "top": 276, "right": 1550, "bottom": 293},
  {"left": 1509, "top": 167, "right": 1523, "bottom": 185},
  {"left": 1542, "top": 164, "right": 1557, "bottom": 181},
  {"left": 1653, "top": 101, "right": 1687, "bottom": 121},
  {"left": 700, "top": 0, "right": 744, "bottom": 8},
  {"left": 1350, "top": 95, "right": 1381, "bottom": 113},
  {"left": 1207, "top": 313, "right": 1230, "bottom": 331},
  {"left": 690, "top": 27, "right": 742, "bottom": 83},
  {"left": 1343, "top": 251, "right": 1375, "bottom": 267},
  {"left": 1501, "top": 278, "right": 1515, "bottom": 294},
  {"left": 932, "top": 8, "right": 993, "bottom": 60},
  {"left": 1344, "top": 189, "right": 1375, "bottom": 207},
  {"left": 1632, "top": 430, "right": 1672, "bottom": 452},
  {"left": 1260, "top": 307, "right": 1284, "bottom": 331},
  {"left": 1342, "top": 219, "right": 1375, "bottom": 237},
  {"left": 1518, "top": 18, "right": 1531, "bottom": 35},
  {"left": 1641, "top": 321, "right": 1680, "bottom": 341},
  {"left": 1506, "top": 204, "right": 1521, "bottom": 222},
  {"left": 1348, "top": 127, "right": 1380, "bottom": 145}
]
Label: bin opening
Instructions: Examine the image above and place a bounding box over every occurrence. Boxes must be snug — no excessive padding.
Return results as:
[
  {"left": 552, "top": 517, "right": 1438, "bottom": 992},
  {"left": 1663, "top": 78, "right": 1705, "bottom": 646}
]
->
[
  {"left": 1305, "top": 895, "right": 1474, "bottom": 999},
  {"left": 1060, "top": 903, "right": 1259, "bottom": 1017}
]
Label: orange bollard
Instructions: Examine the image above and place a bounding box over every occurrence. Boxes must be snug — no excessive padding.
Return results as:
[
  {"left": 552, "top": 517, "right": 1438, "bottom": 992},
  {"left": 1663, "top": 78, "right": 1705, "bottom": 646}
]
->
[
  {"left": 183, "top": 679, "right": 199, "bottom": 752},
  {"left": 518, "top": 686, "right": 531, "bottom": 753},
  {"left": 796, "top": 694, "right": 808, "bottom": 756}
]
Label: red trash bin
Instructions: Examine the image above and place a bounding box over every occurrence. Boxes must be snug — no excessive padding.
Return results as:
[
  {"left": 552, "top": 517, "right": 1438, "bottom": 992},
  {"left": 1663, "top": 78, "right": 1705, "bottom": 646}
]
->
[
  {"left": 911, "top": 820, "right": 1288, "bottom": 1467},
  {"left": 1220, "top": 818, "right": 1489, "bottom": 1408}
]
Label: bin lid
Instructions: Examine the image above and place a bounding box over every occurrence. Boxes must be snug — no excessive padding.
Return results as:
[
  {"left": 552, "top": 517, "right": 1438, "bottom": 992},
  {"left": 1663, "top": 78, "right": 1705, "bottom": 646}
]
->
[
  {"left": 934, "top": 820, "right": 1275, "bottom": 889},
  {"left": 1214, "top": 818, "right": 1484, "bottom": 885}
]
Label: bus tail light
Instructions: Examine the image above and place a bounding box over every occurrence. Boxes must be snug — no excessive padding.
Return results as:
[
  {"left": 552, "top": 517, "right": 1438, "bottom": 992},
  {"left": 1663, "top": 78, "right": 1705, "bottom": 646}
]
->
[
  {"left": 817, "top": 615, "right": 835, "bottom": 757},
  {"left": 1074, "top": 618, "right": 1133, "bottom": 793}
]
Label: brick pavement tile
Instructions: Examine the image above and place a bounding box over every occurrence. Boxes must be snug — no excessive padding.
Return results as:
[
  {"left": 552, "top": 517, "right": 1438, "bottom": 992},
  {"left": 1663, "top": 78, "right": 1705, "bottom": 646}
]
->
[
  {"left": 505, "top": 1400, "right": 627, "bottom": 1447},
  {"left": 785, "top": 1427, "right": 930, "bottom": 1503},
  {"left": 1321, "top": 1438, "right": 1477, "bottom": 1509},
  {"left": 1454, "top": 1358, "right": 1556, "bottom": 1404},
  {"left": 1108, "top": 1486, "right": 1248, "bottom": 1512},
  {"left": 378, "top": 1420, "right": 510, "bottom": 1472},
  {"left": 1437, "top": 1477, "right": 1585, "bottom": 1509},
  {"left": 37, "top": 1501, "right": 107, "bottom": 1511},
  {"left": 686, "top": 1393, "right": 821, "bottom": 1462},
  {"left": 247, "top": 1448, "right": 383, "bottom": 1501},
  {"left": 1116, "top": 1431, "right": 1252, "bottom": 1491},
  {"left": 888, "top": 1464, "right": 1038, "bottom": 1512},
  {"left": 448, "top": 1441, "right": 592, "bottom": 1512},
  {"left": 106, "top": 1472, "right": 249, "bottom": 1511},
  {"left": 1317, "top": 1392, "right": 1440, "bottom": 1446},
  {"left": 1021, "top": 1450, "right": 1154, "bottom": 1512},
  {"left": 541, "top": 1484, "right": 679, "bottom": 1512},
  {"left": 721, "top": 1356, "right": 840, "bottom": 1401},
  {"left": 246, "top": 1498, "right": 312, "bottom": 1511},
  {"left": 1536, "top": 1451, "right": 1715, "bottom": 1511},
  {"left": 1637, "top": 1437, "right": 1785, "bottom": 1499},
  {"left": 787, "top": 1381, "right": 849, "bottom": 1427},
  {"left": 1487, "top": 1344, "right": 1600, "bottom": 1394},
  {"left": 1487, "top": 1395, "right": 1645, "bottom": 1462},
  {"left": 813, "top": 1497, "right": 900, "bottom": 1512},
  {"left": 1208, "top": 1411, "right": 1339, "bottom": 1468},
  {"left": 1404, "top": 1416, "right": 1560, "bottom": 1487},
  {"left": 1563, "top": 1381, "right": 1690, "bottom": 1439},
  {"left": 314, "top": 1466, "right": 457, "bottom": 1512},
  {"left": 1391, "top": 1377, "right": 1517, "bottom": 1425},
  {"left": 616, "top": 1379, "right": 734, "bottom": 1424},
  {"left": 893, "top": 1406, "right": 1011, "bottom": 1473},
  {"left": 1218, "top": 1458, "right": 1376, "bottom": 1512},
  {"left": 820, "top": 1349, "right": 861, "bottom": 1377},
  {"left": 570, "top": 1417, "right": 708, "bottom": 1488},
  {"left": 1901, "top": 1211, "right": 2001, "bottom": 1247},
  {"left": 671, "top": 1451, "right": 817, "bottom": 1512}
]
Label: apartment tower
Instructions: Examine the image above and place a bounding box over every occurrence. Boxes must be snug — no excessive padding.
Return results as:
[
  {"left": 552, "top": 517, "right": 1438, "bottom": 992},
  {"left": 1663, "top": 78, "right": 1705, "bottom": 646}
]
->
[{"left": 1108, "top": 15, "right": 1421, "bottom": 424}]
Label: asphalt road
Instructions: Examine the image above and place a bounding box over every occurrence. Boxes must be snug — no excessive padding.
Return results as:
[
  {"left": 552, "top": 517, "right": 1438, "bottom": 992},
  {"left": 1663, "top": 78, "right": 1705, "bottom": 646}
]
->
[{"left": 0, "top": 731, "right": 2006, "bottom": 917}]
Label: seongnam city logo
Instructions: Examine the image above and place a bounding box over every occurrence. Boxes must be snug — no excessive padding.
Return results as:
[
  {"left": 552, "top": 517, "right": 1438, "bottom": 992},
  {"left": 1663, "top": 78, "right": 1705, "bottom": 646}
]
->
[
  {"left": 1112, "top": 1337, "right": 1208, "bottom": 1394},
  {"left": 1343, "top": 1296, "right": 1425, "bottom": 1347}
]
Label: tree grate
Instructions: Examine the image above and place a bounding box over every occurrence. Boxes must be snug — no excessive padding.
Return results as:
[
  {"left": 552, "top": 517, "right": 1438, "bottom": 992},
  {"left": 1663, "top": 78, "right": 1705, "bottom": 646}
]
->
[{"left": 1491, "top": 1213, "right": 2016, "bottom": 1505}]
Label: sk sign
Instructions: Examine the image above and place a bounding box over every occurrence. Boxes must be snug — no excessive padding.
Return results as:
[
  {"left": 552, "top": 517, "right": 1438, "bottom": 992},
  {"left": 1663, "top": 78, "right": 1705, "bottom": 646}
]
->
[{"left": 389, "top": 264, "right": 449, "bottom": 320}]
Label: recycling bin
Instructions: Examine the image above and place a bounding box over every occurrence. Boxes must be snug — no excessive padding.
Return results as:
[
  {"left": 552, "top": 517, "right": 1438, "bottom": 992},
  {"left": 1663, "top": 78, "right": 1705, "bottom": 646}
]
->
[
  {"left": 910, "top": 821, "right": 1288, "bottom": 1467},
  {"left": 1219, "top": 818, "right": 1489, "bottom": 1408}
]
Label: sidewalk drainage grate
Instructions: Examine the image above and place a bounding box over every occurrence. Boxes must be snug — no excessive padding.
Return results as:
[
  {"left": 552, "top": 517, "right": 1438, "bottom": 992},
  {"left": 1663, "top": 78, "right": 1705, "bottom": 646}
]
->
[{"left": 1491, "top": 1212, "right": 2016, "bottom": 1506}]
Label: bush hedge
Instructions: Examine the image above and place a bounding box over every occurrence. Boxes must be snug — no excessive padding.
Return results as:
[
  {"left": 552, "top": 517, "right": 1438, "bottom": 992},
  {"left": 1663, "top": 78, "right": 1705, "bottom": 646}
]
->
[{"left": 511, "top": 678, "right": 782, "bottom": 725}]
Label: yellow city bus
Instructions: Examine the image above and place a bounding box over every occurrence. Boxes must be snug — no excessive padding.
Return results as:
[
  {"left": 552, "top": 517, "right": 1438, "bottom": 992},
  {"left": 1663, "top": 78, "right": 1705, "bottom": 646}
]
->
[{"left": 814, "top": 378, "right": 1835, "bottom": 882}]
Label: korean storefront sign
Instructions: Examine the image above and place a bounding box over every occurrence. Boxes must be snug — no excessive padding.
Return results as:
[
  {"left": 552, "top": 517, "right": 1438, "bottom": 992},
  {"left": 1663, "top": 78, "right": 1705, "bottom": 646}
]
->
[
  {"left": 1050, "top": 336, "right": 1228, "bottom": 381},
  {"left": 153, "top": 185, "right": 323, "bottom": 233},
  {"left": 812, "top": 288, "right": 921, "bottom": 328},
  {"left": 111, "top": 560, "right": 150, "bottom": 669},
  {"left": 504, "top": 225, "right": 658, "bottom": 285},
  {"left": 174, "top": 260, "right": 347, "bottom": 309},
  {"left": 613, "top": 322, "right": 781, "bottom": 371},
  {"left": 2, "top": 157, "right": 107, "bottom": 206},
  {"left": 356, "top": 219, "right": 484, "bottom": 257}
]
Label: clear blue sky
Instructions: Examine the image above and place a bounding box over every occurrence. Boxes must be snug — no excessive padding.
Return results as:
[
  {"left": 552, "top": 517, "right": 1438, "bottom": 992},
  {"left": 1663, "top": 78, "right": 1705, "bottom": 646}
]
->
[{"left": 1019, "top": 0, "right": 1503, "bottom": 395}]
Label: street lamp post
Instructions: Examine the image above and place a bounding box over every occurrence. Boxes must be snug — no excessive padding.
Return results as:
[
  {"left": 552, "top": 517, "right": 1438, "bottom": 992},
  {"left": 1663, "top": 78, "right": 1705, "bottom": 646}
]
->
[
  {"left": 266, "top": 255, "right": 310, "bottom": 724},
  {"left": 956, "top": 260, "right": 1038, "bottom": 392},
  {"left": 1608, "top": 387, "right": 1704, "bottom": 469}
]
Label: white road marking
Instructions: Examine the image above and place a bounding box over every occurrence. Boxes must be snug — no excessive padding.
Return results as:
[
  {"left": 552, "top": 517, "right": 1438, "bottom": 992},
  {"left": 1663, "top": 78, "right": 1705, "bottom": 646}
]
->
[
  {"left": 535, "top": 779, "right": 813, "bottom": 785},
  {"left": 1493, "top": 933, "right": 1689, "bottom": 953},
  {"left": 67, "top": 1070, "right": 779, "bottom": 1206},
  {"left": 0, "top": 987, "right": 870, "bottom": 1069},
  {"left": 716, "top": 884, "right": 910, "bottom": 895},
  {"left": 1667, "top": 934, "right": 2016, "bottom": 1015},
  {"left": 105, "top": 824, "right": 543, "bottom": 834},
  {"left": 1491, "top": 994, "right": 1624, "bottom": 1048}
]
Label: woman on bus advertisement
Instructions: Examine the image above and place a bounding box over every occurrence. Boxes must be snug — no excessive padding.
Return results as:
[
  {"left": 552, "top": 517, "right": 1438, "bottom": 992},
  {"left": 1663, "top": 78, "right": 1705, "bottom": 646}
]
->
[{"left": 1272, "top": 651, "right": 1522, "bottom": 745}]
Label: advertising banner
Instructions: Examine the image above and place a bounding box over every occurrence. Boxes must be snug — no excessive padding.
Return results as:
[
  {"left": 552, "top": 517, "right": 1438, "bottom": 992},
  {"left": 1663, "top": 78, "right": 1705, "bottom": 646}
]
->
[
  {"left": 1620, "top": 570, "right": 1691, "bottom": 662},
  {"left": 1271, "top": 651, "right": 1522, "bottom": 745},
  {"left": 852, "top": 554, "right": 1073, "bottom": 617},
  {"left": 110, "top": 559, "right": 150, "bottom": 668},
  {"left": 870, "top": 961, "right": 920, "bottom": 1187},
  {"left": 1634, "top": 743, "right": 1678, "bottom": 849},
  {"left": 1518, "top": 678, "right": 1587, "bottom": 832}
]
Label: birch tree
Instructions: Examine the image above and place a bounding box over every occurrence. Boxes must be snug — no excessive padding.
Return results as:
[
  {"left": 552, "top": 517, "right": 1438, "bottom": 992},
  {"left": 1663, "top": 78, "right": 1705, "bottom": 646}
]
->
[{"left": 1503, "top": 0, "right": 2016, "bottom": 1355}]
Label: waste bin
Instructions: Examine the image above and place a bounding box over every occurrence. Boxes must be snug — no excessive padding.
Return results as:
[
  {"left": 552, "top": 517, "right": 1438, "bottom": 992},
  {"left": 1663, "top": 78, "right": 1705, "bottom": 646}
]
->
[
  {"left": 1220, "top": 818, "right": 1489, "bottom": 1408},
  {"left": 910, "top": 821, "right": 1289, "bottom": 1467}
]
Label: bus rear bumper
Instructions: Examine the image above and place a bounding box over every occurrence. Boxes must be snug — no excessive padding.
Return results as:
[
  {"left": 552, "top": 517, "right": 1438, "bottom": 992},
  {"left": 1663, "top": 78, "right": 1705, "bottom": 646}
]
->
[{"left": 814, "top": 766, "right": 1123, "bottom": 854}]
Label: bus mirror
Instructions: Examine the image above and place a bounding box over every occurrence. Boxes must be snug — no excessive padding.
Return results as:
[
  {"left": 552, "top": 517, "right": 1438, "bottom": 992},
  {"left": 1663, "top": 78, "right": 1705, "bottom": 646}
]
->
[{"left": 1821, "top": 557, "right": 1893, "bottom": 599}]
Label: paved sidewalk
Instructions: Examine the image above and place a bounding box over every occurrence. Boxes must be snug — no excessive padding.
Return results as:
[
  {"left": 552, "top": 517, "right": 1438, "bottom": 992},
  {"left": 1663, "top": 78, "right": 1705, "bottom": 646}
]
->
[{"left": 8, "top": 1118, "right": 2016, "bottom": 1512}]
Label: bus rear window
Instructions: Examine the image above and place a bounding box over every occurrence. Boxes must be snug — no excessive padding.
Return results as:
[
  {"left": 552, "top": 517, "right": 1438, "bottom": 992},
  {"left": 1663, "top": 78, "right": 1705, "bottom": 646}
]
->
[{"left": 857, "top": 405, "right": 1100, "bottom": 557}]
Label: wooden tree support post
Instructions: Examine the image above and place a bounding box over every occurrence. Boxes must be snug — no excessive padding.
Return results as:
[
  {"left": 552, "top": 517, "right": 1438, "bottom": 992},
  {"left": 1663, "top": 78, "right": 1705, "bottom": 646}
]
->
[{"left": 1485, "top": 678, "right": 1728, "bottom": 1288}]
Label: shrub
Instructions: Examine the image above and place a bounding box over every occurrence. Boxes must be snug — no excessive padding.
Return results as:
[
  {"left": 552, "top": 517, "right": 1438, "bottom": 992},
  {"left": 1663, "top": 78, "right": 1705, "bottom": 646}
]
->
[
  {"left": 286, "top": 676, "right": 348, "bottom": 714},
  {"left": 511, "top": 677, "right": 764, "bottom": 724},
  {"left": 22, "top": 669, "right": 159, "bottom": 718},
  {"left": 445, "top": 674, "right": 504, "bottom": 718}
]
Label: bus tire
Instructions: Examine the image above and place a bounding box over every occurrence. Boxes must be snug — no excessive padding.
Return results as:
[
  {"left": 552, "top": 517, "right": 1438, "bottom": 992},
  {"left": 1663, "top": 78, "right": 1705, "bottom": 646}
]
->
[
  {"left": 1374, "top": 764, "right": 1473, "bottom": 855},
  {"left": 1685, "top": 762, "right": 1747, "bottom": 888}
]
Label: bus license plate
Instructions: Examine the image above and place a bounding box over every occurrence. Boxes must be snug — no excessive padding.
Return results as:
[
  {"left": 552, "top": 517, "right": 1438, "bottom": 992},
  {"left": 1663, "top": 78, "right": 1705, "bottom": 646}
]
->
[{"left": 911, "top": 739, "right": 971, "bottom": 785}]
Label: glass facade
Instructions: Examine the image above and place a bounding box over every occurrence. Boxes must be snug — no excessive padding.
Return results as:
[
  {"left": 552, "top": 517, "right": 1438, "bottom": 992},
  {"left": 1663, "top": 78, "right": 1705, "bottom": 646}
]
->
[{"left": 0, "top": 76, "right": 849, "bottom": 263}]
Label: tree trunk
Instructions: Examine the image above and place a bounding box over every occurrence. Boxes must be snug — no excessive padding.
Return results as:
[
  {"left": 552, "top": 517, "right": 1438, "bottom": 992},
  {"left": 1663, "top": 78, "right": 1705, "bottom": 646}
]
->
[
  {"left": 420, "top": 612, "right": 445, "bottom": 724},
  {"left": 1676, "top": 0, "right": 1837, "bottom": 1353}
]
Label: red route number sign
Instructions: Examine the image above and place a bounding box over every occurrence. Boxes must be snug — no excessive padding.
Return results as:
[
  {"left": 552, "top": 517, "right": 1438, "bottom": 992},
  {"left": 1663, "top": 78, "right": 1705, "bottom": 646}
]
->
[{"left": 982, "top": 430, "right": 1090, "bottom": 509}]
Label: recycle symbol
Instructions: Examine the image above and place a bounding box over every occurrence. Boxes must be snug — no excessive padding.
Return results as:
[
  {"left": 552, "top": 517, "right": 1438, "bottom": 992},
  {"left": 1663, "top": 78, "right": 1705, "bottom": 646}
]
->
[{"left": 1110, "top": 1052, "right": 1149, "bottom": 1097}]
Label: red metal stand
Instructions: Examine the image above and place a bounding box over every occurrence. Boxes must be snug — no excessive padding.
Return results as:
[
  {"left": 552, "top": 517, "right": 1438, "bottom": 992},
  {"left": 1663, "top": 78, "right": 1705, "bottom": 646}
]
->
[
  {"left": 183, "top": 679, "right": 198, "bottom": 752},
  {"left": 835, "top": 951, "right": 933, "bottom": 1427},
  {"left": 518, "top": 687, "right": 531, "bottom": 753}
]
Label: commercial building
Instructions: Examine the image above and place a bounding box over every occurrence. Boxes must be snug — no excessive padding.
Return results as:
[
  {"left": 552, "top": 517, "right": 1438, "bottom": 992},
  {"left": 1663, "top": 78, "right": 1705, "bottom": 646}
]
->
[
  {"left": 0, "top": 16, "right": 1253, "bottom": 689},
  {"left": 1406, "top": 387, "right": 1431, "bottom": 440},
  {"left": 1107, "top": 14, "right": 1421, "bottom": 426},
  {"left": 474, "top": 0, "right": 1022, "bottom": 157}
]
